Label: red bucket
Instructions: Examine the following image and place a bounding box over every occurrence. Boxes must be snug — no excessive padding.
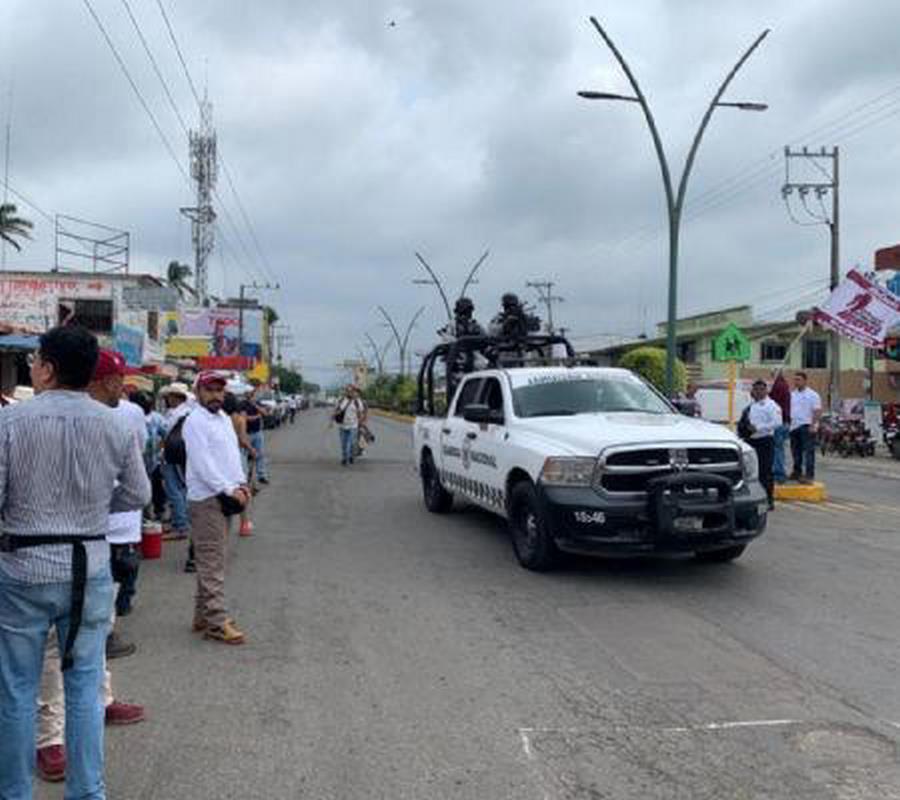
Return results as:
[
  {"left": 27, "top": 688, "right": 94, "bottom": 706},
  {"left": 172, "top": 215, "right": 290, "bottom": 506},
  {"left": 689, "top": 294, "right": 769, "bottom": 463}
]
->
[{"left": 141, "top": 522, "right": 163, "bottom": 560}]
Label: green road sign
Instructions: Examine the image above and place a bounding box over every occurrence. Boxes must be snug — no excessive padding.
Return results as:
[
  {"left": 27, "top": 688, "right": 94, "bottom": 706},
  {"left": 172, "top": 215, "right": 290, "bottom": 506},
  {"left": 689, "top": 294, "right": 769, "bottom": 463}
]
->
[{"left": 713, "top": 322, "right": 751, "bottom": 362}]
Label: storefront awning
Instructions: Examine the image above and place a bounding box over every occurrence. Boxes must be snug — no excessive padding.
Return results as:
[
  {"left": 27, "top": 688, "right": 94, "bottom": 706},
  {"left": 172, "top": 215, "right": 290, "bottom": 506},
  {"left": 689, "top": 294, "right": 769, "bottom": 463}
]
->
[{"left": 0, "top": 334, "right": 40, "bottom": 352}]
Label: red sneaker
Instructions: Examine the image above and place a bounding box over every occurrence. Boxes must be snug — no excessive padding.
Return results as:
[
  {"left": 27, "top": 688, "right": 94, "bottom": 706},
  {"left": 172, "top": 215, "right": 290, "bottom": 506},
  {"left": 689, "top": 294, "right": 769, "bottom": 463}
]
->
[
  {"left": 36, "top": 744, "right": 66, "bottom": 782},
  {"left": 105, "top": 700, "right": 146, "bottom": 726}
]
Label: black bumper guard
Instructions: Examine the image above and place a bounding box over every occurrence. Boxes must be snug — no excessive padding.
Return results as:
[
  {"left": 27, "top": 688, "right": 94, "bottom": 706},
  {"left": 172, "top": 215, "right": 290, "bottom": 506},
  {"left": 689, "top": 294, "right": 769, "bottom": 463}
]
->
[{"left": 647, "top": 472, "right": 735, "bottom": 539}]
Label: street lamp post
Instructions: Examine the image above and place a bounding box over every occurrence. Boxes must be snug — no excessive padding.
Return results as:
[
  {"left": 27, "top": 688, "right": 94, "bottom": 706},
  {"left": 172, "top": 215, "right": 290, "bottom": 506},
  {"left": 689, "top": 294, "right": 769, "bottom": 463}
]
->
[
  {"left": 579, "top": 17, "right": 769, "bottom": 396},
  {"left": 377, "top": 305, "right": 426, "bottom": 379},
  {"left": 413, "top": 250, "right": 491, "bottom": 325}
]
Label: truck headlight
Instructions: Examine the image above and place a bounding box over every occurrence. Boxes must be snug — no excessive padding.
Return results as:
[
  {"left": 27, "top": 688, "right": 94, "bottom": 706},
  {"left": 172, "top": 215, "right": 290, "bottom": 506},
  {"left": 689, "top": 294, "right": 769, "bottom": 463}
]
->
[
  {"left": 540, "top": 457, "right": 597, "bottom": 487},
  {"left": 741, "top": 447, "right": 759, "bottom": 482}
]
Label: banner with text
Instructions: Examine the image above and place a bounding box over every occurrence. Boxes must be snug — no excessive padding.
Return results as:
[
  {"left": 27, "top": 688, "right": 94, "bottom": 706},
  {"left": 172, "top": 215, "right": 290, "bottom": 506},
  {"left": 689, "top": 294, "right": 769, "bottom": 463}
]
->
[{"left": 814, "top": 270, "right": 900, "bottom": 348}]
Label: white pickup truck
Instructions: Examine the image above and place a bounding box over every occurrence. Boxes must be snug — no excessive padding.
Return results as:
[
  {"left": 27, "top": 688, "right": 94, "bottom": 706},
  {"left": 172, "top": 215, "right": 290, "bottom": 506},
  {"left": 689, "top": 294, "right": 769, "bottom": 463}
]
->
[{"left": 413, "top": 365, "right": 768, "bottom": 571}]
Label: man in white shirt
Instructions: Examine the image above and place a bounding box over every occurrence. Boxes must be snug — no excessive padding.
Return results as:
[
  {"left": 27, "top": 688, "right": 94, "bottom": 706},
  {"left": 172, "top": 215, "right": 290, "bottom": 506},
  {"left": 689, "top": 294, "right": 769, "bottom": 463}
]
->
[
  {"left": 159, "top": 382, "right": 192, "bottom": 541},
  {"left": 334, "top": 384, "right": 367, "bottom": 466},
  {"left": 789, "top": 371, "right": 823, "bottom": 484},
  {"left": 746, "top": 379, "right": 782, "bottom": 509},
  {"left": 183, "top": 371, "right": 250, "bottom": 645}
]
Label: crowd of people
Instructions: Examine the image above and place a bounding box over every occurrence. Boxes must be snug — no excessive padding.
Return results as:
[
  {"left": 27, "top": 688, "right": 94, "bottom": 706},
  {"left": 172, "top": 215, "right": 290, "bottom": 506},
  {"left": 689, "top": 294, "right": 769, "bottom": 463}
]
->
[
  {"left": 0, "top": 325, "right": 293, "bottom": 799},
  {"left": 739, "top": 369, "right": 823, "bottom": 509}
]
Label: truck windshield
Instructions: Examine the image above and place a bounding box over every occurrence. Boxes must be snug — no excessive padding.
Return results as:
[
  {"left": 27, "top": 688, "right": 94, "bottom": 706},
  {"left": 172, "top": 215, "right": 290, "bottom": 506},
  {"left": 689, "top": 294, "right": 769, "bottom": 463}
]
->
[{"left": 513, "top": 376, "right": 672, "bottom": 418}]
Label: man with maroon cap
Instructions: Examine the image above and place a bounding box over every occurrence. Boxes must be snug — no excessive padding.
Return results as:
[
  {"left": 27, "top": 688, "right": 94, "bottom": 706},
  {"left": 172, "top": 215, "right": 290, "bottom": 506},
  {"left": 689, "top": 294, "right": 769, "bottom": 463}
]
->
[{"left": 183, "top": 371, "right": 249, "bottom": 644}]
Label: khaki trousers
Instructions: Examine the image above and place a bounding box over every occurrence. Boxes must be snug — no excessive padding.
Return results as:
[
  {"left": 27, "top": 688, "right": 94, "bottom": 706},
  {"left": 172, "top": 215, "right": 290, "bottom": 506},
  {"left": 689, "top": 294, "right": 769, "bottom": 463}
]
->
[
  {"left": 38, "top": 598, "right": 117, "bottom": 749},
  {"left": 189, "top": 497, "right": 229, "bottom": 628}
]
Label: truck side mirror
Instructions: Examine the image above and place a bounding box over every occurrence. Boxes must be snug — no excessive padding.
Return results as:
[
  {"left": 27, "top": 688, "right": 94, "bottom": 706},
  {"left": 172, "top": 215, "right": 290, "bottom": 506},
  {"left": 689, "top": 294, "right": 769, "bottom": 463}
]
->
[{"left": 463, "top": 404, "right": 504, "bottom": 426}]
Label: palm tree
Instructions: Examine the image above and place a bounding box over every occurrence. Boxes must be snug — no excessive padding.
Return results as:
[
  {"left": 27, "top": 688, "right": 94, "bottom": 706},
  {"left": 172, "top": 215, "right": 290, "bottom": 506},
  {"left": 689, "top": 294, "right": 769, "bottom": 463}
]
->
[
  {"left": 0, "top": 203, "right": 33, "bottom": 251},
  {"left": 166, "top": 260, "right": 196, "bottom": 299}
]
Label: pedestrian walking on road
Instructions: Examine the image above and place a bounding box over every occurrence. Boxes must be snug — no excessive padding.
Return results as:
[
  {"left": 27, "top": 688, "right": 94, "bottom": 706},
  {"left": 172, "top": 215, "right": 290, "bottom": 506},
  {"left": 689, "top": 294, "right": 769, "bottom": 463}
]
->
[
  {"left": 0, "top": 326, "right": 150, "bottom": 800},
  {"left": 769, "top": 370, "right": 791, "bottom": 484},
  {"left": 789, "top": 371, "right": 823, "bottom": 484},
  {"left": 183, "top": 371, "right": 250, "bottom": 645},
  {"left": 744, "top": 379, "right": 781, "bottom": 510},
  {"left": 334, "top": 384, "right": 367, "bottom": 466}
]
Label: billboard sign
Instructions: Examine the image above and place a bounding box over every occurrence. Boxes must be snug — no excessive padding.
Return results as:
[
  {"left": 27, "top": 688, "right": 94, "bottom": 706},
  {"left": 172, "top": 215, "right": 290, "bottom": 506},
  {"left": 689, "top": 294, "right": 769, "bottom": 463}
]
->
[{"left": 113, "top": 323, "right": 145, "bottom": 367}]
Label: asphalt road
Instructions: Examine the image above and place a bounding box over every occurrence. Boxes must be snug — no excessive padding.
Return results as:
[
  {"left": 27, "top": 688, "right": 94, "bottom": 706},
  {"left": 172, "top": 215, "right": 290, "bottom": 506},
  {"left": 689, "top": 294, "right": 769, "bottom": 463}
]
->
[{"left": 36, "top": 410, "right": 900, "bottom": 799}]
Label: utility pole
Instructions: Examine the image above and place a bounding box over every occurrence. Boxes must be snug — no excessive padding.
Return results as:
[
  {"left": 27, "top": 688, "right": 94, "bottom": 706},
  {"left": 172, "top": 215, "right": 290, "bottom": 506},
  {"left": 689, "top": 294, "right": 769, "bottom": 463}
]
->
[
  {"left": 782, "top": 146, "right": 841, "bottom": 409},
  {"left": 527, "top": 280, "right": 565, "bottom": 334},
  {"left": 579, "top": 18, "right": 768, "bottom": 396},
  {"left": 180, "top": 91, "right": 217, "bottom": 304},
  {"left": 238, "top": 280, "right": 279, "bottom": 359}
]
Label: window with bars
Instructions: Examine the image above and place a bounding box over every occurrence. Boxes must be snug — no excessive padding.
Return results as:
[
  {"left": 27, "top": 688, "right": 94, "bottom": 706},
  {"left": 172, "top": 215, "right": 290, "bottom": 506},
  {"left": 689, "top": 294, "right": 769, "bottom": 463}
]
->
[
  {"left": 760, "top": 341, "right": 788, "bottom": 362},
  {"left": 803, "top": 339, "right": 828, "bottom": 370}
]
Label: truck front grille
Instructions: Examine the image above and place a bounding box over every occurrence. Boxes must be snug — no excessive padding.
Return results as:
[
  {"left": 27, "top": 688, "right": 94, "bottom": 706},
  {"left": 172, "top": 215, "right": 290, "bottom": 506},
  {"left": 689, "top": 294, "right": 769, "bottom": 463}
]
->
[{"left": 596, "top": 443, "right": 743, "bottom": 496}]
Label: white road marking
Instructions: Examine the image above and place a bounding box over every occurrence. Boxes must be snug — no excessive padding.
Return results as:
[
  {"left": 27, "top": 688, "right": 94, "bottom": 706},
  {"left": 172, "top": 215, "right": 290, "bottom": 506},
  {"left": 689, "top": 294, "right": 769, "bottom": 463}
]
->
[{"left": 663, "top": 718, "right": 802, "bottom": 733}]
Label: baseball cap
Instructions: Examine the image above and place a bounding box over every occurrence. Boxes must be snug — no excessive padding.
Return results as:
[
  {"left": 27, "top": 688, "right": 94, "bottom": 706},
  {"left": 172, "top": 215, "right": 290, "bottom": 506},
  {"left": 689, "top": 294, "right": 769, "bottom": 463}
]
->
[
  {"left": 93, "top": 350, "right": 127, "bottom": 380},
  {"left": 160, "top": 381, "right": 190, "bottom": 397},
  {"left": 195, "top": 370, "right": 228, "bottom": 389}
]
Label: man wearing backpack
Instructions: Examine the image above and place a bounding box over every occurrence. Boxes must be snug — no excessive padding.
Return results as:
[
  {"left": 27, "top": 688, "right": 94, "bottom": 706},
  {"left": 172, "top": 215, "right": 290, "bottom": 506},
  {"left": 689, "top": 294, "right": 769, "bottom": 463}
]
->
[
  {"left": 334, "top": 385, "right": 367, "bottom": 466},
  {"left": 160, "top": 383, "right": 191, "bottom": 542}
]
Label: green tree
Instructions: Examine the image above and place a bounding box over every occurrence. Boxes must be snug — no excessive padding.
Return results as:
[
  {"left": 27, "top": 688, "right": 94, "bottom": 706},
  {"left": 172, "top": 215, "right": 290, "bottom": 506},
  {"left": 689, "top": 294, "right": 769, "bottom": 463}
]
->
[
  {"left": 166, "top": 261, "right": 195, "bottom": 299},
  {"left": 619, "top": 346, "right": 686, "bottom": 395},
  {"left": 0, "top": 203, "right": 33, "bottom": 251},
  {"left": 272, "top": 364, "right": 304, "bottom": 395}
]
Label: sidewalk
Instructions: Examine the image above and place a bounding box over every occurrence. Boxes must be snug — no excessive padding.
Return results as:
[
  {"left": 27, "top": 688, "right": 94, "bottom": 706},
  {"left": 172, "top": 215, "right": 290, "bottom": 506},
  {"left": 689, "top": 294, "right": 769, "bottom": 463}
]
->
[{"left": 819, "top": 451, "right": 900, "bottom": 481}]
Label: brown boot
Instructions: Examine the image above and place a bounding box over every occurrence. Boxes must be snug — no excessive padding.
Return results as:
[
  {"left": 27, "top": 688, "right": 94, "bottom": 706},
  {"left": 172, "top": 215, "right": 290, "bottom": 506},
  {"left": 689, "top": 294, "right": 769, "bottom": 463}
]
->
[{"left": 203, "top": 619, "right": 245, "bottom": 645}]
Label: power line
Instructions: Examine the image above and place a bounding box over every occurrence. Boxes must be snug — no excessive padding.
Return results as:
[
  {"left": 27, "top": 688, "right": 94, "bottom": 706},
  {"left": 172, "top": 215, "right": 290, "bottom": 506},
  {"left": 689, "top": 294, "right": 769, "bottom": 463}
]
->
[
  {"left": 80, "top": 0, "right": 189, "bottom": 184},
  {"left": 154, "top": 0, "right": 201, "bottom": 107},
  {"left": 119, "top": 0, "right": 190, "bottom": 136}
]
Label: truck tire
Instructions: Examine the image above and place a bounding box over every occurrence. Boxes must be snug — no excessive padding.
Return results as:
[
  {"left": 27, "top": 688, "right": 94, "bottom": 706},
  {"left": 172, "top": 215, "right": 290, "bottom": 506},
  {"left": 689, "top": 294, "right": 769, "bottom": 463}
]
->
[
  {"left": 509, "top": 480, "right": 559, "bottom": 571},
  {"left": 694, "top": 544, "right": 747, "bottom": 564},
  {"left": 892, "top": 439, "right": 900, "bottom": 461},
  {"left": 421, "top": 452, "right": 453, "bottom": 513}
]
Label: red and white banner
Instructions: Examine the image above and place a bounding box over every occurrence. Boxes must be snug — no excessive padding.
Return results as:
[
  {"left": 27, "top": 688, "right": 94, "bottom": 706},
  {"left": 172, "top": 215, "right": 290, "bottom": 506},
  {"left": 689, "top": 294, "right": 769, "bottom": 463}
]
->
[{"left": 814, "top": 269, "right": 900, "bottom": 348}]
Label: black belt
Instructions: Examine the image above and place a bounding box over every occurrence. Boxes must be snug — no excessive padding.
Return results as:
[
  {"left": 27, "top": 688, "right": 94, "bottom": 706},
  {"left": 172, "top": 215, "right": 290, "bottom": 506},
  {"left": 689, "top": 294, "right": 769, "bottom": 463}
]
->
[{"left": 0, "top": 534, "right": 107, "bottom": 671}]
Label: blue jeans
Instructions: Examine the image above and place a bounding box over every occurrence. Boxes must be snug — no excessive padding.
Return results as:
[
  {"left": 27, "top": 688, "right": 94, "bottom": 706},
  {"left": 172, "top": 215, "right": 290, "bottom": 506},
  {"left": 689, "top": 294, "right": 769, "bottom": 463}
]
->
[
  {"left": 773, "top": 424, "right": 789, "bottom": 482},
  {"left": 0, "top": 568, "right": 113, "bottom": 800},
  {"left": 249, "top": 431, "right": 268, "bottom": 480},
  {"left": 340, "top": 428, "right": 356, "bottom": 463},
  {"left": 161, "top": 462, "right": 189, "bottom": 532},
  {"left": 790, "top": 424, "right": 816, "bottom": 479}
]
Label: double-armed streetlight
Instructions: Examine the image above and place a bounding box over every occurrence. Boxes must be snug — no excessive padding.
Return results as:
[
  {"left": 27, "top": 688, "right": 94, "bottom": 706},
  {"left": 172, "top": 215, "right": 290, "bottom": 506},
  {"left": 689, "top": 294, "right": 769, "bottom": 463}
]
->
[
  {"left": 413, "top": 250, "right": 490, "bottom": 324},
  {"left": 579, "top": 17, "right": 769, "bottom": 395},
  {"left": 377, "top": 305, "right": 426, "bottom": 378}
]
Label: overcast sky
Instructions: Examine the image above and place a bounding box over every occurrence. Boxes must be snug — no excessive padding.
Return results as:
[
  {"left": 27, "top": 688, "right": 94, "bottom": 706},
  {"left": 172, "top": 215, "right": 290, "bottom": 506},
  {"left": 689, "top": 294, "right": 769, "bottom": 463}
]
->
[{"left": 1, "top": 0, "right": 899, "bottom": 385}]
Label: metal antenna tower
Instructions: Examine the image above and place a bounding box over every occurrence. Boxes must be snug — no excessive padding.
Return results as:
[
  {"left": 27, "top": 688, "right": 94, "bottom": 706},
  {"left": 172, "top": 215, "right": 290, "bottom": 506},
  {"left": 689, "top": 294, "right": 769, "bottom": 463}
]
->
[{"left": 180, "top": 91, "right": 217, "bottom": 304}]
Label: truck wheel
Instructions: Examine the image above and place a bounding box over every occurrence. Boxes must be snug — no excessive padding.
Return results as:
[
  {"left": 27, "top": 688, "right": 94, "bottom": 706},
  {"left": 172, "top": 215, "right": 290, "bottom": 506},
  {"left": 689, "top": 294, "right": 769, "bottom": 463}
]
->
[
  {"left": 421, "top": 452, "right": 453, "bottom": 513},
  {"left": 892, "top": 439, "right": 900, "bottom": 461},
  {"left": 509, "top": 481, "right": 558, "bottom": 571},
  {"left": 694, "top": 545, "right": 747, "bottom": 564}
]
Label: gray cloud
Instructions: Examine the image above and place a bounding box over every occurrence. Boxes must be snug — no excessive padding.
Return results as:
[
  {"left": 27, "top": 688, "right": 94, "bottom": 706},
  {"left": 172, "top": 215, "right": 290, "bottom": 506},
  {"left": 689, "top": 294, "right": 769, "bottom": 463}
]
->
[{"left": 1, "top": 0, "right": 899, "bottom": 385}]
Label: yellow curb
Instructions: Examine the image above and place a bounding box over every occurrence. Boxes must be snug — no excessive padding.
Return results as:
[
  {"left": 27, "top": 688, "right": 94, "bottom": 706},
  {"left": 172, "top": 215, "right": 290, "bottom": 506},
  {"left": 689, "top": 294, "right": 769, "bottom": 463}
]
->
[
  {"left": 774, "top": 482, "right": 828, "bottom": 503},
  {"left": 371, "top": 409, "right": 414, "bottom": 424}
]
